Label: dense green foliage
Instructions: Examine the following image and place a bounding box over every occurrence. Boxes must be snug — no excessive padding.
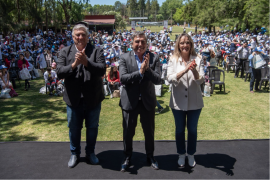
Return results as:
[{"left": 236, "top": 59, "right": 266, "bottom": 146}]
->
[
  {"left": 173, "top": 0, "right": 269, "bottom": 32},
  {"left": 0, "top": 0, "right": 268, "bottom": 34}
]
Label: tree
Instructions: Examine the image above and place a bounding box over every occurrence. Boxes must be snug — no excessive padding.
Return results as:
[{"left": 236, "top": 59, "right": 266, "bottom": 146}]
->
[
  {"left": 173, "top": 6, "right": 184, "bottom": 23},
  {"left": 129, "top": 0, "right": 138, "bottom": 17},
  {"left": 151, "top": 0, "right": 159, "bottom": 21},
  {"left": 103, "top": 11, "right": 127, "bottom": 29},
  {"left": 114, "top": 1, "right": 122, "bottom": 12},
  {"left": 0, "top": 0, "right": 17, "bottom": 34},
  {"left": 57, "top": 0, "right": 88, "bottom": 24},
  {"left": 138, "top": 0, "right": 145, "bottom": 14},
  {"left": 156, "top": 14, "right": 163, "bottom": 21},
  {"left": 160, "top": 0, "right": 183, "bottom": 20},
  {"left": 244, "top": 0, "right": 269, "bottom": 30},
  {"left": 145, "top": 0, "right": 151, "bottom": 17}
]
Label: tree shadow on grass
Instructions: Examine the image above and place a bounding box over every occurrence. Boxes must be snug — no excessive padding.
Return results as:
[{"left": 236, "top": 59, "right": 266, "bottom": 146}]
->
[{"left": 0, "top": 79, "right": 68, "bottom": 141}]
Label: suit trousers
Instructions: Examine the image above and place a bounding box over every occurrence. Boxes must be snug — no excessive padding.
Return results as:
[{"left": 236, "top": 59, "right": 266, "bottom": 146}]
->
[
  {"left": 250, "top": 68, "right": 261, "bottom": 91},
  {"left": 122, "top": 100, "right": 155, "bottom": 158},
  {"left": 235, "top": 59, "right": 247, "bottom": 77}
]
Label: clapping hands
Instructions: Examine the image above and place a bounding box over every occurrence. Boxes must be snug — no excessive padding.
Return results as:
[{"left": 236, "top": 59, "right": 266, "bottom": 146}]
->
[
  {"left": 139, "top": 53, "right": 150, "bottom": 74},
  {"left": 73, "top": 49, "right": 88, "bottom": 69},
  {"left": 185, "top": 59, "right": 197, "bottom": 73}
]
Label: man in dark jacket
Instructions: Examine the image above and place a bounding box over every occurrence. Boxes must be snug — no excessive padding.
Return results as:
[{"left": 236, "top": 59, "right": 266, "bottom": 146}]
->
[
  {"left": 56, "top": 24, "right": 106, "bottom": 168},
  {"left": 119, "top": 31, "right": 161, "bottom": 172}
]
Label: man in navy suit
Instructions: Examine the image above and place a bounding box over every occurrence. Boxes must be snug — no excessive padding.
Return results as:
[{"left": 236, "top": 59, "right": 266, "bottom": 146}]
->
[{"left": 119, "top": 31, "right": 161, "bottom": 172}]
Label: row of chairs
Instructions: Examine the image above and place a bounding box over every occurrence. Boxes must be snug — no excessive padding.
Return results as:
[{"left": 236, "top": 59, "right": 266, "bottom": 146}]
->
[{"left": 209, "top": 55, "right": 270, "bottom": 94}]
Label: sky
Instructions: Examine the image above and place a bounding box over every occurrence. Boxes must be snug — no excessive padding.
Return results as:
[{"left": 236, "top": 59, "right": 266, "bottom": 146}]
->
[{"left": 88, "top": 0, "right": 167, "bottom": 6}]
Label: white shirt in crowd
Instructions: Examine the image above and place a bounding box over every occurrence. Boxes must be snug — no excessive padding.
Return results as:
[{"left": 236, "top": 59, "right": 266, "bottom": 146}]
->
[
  {"left": 236, "top": 46, "right": 250, "bottom": 59},
  {"left": 250, "top": 39, "right": 257, "bottom": 49}
]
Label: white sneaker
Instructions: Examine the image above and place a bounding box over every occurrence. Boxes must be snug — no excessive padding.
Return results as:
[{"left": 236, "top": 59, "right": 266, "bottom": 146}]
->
[
  {"left": 110, "top": 94, "right": 113, "bottom": 99},
  {"left": 188, "top": 154, "right": 196, "bottom": 167},
  {"left": 178, "top": 154, "right": 186, "bottom": 167}
]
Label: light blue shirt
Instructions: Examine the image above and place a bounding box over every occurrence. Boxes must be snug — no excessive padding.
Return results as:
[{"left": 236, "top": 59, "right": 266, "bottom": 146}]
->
[
  {"left": 134, "top": 52, "right": 146, "bottom": 78},
  {"left": 248, "top": 53, "right": 268, "bottom": 68}
]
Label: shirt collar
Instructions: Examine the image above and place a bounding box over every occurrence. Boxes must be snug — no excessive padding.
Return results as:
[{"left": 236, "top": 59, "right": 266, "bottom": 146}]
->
[{"left": 134, "top": 51, "right": 146, "bottom": 58}]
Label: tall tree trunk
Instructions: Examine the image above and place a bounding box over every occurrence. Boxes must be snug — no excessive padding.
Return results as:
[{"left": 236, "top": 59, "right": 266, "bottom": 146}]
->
[
  {"left": 45, "top": 0, "right": 48, "bottom": 35},
  {"left": 17, "top": 0, "right": 20, "bottom": 23}
]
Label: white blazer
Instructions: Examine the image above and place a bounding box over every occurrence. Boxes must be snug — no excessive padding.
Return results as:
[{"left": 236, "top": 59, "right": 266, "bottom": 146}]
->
[{"left": 167, "top": 54, "right": 204, "bottom": 111}]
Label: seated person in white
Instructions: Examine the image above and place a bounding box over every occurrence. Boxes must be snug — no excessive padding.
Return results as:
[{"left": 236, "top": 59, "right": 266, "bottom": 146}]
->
[{"left": 44, "top": 67, "right": 57, "bottom": 95}]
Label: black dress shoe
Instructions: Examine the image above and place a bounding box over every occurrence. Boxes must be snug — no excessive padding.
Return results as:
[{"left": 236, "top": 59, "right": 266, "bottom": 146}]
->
[
  {"left": 68, "top": 155, "right": 80, "bottom": 168},
  {"left": 120, "top": 157, "right": 131, "bottom": 172},
  {"left": 147, "top": 157, "right": 159, "bottom": 170}
]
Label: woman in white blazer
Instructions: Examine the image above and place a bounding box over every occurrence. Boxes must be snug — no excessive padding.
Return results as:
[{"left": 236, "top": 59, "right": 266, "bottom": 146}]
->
[{"left": 167, "top": 33, "right": 204, "bottom": 168}]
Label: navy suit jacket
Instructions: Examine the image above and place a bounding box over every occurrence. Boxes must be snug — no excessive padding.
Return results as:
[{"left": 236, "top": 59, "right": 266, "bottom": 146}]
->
[{"left": 119, "top": 50, "right": 161, "bottom": 111}]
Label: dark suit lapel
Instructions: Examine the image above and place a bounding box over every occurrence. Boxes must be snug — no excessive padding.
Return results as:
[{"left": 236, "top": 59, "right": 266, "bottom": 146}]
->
[
  {"left": 146, "top": 51, "right": 154, "bottom": 68},
  {"left": 68, "top": 44, "right": 77, "bottom": 63},
  {"left": 130, "top": 50, "right": 139, "bottom": 71},
  {"left": 85, "top": 43, "right": 94, "bottom": 58}
]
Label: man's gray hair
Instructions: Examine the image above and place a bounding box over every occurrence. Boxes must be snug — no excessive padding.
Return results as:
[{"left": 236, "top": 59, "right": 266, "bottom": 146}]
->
[
  {"left": 131, "top": 31, "right": 147, "bottom": 43},
  {"left": 72, "top": 24, "right": 90, "bottom": 37}
]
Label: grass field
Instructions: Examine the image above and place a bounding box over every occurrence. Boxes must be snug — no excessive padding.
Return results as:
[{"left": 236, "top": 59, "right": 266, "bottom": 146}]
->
[
  {"left": 0, "top": 67, "right": 269, "bottom": 142},
  {"left": 123, "top": 25, "right": 219, "bottom": 41}
]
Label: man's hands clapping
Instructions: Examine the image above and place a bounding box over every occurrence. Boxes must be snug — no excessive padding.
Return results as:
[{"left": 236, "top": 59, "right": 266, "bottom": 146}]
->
[
  {"left": 139, "top": 53, "right": 150, "bottom": 75},
  {"left": 72, "top": 49, "right": 88, "bottom": 70}
]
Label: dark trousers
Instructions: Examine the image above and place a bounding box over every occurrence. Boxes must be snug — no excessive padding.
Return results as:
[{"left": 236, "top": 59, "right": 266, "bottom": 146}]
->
[
  {"left": 235, "top": 59, "right": 247, "bottom": 77},
  {"left": 122, "top": 100, "right": 155, "bottom": 158},
  {"left": 250, "top": 68, "right": 261, "bottom": 91},
  {"left": 108, "top": 82, "right": 119, "bottom": 94},
  {"left": 25, "top": 79, "right": 30, "bottom": 88},
  {"left": 171, "top": 108, "right": 202, "bottom": 155}
]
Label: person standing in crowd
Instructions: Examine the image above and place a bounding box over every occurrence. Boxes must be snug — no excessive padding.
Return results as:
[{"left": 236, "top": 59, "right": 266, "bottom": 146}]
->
[
  {"left": 234, "top": 41, "right": 250, "bottom": 78},
  {"left": 167, "top": 33, "right": 204, "bottom": 168},
  {"left": 169, "top": 25, "right": 173, "bottom": 35},
  {"left": 37, "top": 49, "right": 47, "bottom": 74},
  {"left": 119, "top": 31, "right": 161, "bottom": 172},
  {"left": 248, "top": 47, "right": 268, "bottom": 93},
  {"left": 229, "top": 39, "right": 240, "bottom": 53},
  {"left": 45, "top": 50, "right": 52, "bottom": 67},
  {"left": 56, "top": 24, "right": 106, "bottom": 168},
  {"left": 18, "top": 53, "right": 30, "bottom": 91},
  {"left": 249, "top": 36, "right": 257, "bottom": 51}
]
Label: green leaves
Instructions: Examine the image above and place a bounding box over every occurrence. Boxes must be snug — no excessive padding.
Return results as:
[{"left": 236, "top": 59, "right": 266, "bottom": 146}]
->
[{"left": 174, "top": 0, "right": 269, "bottom": 32}]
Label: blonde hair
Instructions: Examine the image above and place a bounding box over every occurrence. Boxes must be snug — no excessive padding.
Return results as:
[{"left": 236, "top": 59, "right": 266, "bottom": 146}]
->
[{"left": 172, "top": 33, "right": 197, "bottom": 62}]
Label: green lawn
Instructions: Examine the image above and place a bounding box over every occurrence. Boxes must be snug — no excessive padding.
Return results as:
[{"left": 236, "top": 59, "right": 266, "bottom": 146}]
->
[
  {"left": 0, "top": 69, "right": 269, "bottom": 142},
  {"left": 122, "top": 25, "right": 215, "bottom": 41}
]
